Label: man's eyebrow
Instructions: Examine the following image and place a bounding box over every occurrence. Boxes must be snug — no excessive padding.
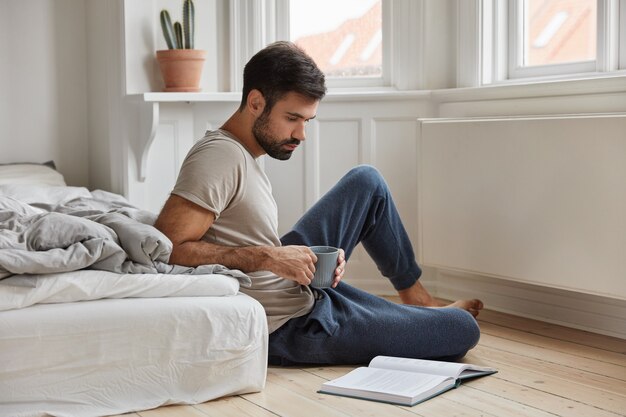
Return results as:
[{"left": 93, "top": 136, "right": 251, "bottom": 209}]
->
[{"left": 286, "top": 111, "right": 316, "bottom": 121}]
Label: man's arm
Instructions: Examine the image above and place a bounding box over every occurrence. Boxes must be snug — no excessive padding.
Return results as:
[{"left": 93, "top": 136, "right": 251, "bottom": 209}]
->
[{"left": 154, "top": 194, "right": 317, "bottom": 286}]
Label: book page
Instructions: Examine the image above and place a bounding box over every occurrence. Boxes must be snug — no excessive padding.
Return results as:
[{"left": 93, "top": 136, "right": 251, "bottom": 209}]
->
[
  {"left": 322, "top": 367, "right": 453, "bottom": 398},
  {"left": 369, "top": 356, "right": 495, "bottom": 378}
]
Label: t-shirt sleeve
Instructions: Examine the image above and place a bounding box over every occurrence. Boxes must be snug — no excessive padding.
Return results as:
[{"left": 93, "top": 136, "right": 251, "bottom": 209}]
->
[{"left": 171, "top": 139, "right": 247, "bottom": 219}]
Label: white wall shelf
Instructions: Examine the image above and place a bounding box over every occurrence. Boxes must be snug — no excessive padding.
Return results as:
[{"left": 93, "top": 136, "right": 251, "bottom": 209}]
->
[
  {"left": 128, "top": 93, "right": 240, "bottom": 182},
  {"left": 141, "top": 92, "right": 242, "bottom": 102}
]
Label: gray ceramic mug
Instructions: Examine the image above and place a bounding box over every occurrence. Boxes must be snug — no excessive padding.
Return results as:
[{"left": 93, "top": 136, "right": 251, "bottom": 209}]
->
[{"left": 309, "top": 246, "right": 339, "bottom": 288}]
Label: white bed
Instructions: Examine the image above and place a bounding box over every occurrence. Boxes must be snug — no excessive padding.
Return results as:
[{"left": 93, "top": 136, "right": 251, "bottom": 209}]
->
[{"left": 0, "top": 163, "right": 268, "bottom": 417}]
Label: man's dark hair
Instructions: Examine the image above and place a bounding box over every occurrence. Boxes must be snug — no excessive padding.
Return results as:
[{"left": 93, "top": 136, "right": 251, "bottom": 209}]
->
[{"left": 239, "top": 41, "right": 326, "bottom": 112}]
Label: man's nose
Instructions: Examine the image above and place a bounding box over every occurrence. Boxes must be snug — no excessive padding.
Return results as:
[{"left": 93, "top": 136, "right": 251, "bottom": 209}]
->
[{"left": 293, "top": 122, "right": 307, "bottom": 141}]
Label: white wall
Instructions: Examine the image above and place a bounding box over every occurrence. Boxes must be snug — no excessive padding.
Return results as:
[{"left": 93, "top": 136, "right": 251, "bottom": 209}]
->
[{"left": 0, "top": 0, "right": 89, "bottom": 187}]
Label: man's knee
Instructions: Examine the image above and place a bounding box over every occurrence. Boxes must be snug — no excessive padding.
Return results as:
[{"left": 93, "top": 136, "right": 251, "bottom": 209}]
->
[
  {"left": 345, "top": 164, "right": 386, "bottom": 191},
  {"left": 450, "top": 310, "right": 481, "bottom": 358}
]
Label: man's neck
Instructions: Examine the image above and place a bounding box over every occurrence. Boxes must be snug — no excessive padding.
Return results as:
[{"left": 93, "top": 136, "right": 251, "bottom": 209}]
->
[{"left": 220, "top": 111, "right": 264, "bottom": 158}]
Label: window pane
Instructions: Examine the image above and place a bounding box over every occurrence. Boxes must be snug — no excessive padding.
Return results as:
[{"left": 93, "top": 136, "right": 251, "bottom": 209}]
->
[
  {"left": 289, "top": 0, "right": 382, "bottom": 78},
  {"left": 524, "top": 0, "right": 596, "bottom": 66}
]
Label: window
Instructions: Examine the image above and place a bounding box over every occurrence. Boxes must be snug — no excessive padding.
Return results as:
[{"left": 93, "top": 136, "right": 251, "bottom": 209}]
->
[
  {"left": 474, "top": 0, "right": 626, "bottom": 85},
  {"left": 287, "top": 0, "right": 383, "bottom": 80},
  {"left": 523, "top": 0, "right": 596, "bottom": 66},
  {"left": 278, "top": 0, "right": 386, "bottom": 88},
  {"left": 509, "top": 0, "right": 599, "bottom": 78}
]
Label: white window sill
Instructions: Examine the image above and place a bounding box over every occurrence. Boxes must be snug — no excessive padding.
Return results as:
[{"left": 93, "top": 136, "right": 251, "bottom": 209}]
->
[
  {"left": 138, "top": 92, "right": 241, "bottom": 103},
  {"left": 133, "top": 72, "right": 625, "bottom": 105},
  {"left": 432, "top": 73, "right": 626, "bottom": 103}
]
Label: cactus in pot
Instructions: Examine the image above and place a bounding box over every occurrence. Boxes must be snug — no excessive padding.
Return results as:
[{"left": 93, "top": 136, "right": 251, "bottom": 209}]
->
[
  {"left": 183, "top": 0, "right": 194, "bottom": 49},
  {"left": 174, "top": 22, "right": 183, "bottom": 49},
  {"left": 160, "top": 10, "right": 178, "bottom": 49},
  {"left": 156, "top": 0, "right": 206, "bottom": 92},
  {"left": 160, "top": 0, "right": 195, "bottom": 49}
]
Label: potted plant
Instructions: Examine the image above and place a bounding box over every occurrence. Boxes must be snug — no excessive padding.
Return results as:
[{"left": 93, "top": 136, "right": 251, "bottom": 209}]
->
[{"left": 156, "top": 0, "right": 207, "bottom": 92}]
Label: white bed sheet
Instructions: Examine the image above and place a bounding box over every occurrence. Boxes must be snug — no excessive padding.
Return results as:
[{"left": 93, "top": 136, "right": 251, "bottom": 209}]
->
[
  {"left": 0, "top": 294, "right": 268, "bottom": 417},
  {"left": 0, "top": 270, "right": 241, "bottom": 311}
]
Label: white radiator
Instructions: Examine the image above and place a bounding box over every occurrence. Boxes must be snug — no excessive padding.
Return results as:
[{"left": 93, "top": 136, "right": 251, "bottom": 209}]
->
[{"left": 417, "top": 114, "right": 626, "bottom": 300}]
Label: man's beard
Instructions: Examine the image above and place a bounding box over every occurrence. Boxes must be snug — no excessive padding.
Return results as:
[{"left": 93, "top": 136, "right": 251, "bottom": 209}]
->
[{"left": 252, "top": 112, "right": 300, "bottom": 160}]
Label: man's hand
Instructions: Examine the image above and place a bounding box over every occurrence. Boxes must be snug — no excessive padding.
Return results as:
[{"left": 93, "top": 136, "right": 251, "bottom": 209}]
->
[
  {"left": 261, "top": 246, "right": 346, "bottom": 288},
  {"left": 331, "top": 248, "right": 346, "bottom": 288},
  {"left": 261, "top": 245, "right": 318, "bottom": 286}
]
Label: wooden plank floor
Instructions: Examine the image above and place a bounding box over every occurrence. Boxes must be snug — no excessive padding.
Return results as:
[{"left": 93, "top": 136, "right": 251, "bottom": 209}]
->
[{"left": 114, "top": 300, "right": 626, "bottom": 417}]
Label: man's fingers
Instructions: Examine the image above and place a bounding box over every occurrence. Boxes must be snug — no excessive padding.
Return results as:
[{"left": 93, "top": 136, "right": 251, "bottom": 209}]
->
[
  {"left": 304, "top": 248, "right": 317, "bottom": 274},
  {"left": 300, "top": 271, "right": 312, "bottom": 285},
  {"left": 305, "top": 267, "right": 314, "bottom": 279}
]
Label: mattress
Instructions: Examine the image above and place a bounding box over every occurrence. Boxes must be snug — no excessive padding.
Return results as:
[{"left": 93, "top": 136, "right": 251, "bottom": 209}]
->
[
  {"left": 0, "top": 165, "right": 268, "bottom": 416},
  {"left": 0, "top": 293, "right": 268, "bottom": 417}
]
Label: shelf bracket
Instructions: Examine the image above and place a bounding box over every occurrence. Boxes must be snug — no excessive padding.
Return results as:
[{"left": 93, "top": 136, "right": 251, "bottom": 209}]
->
[{"left": 137, "top": 101, "right": 160, "bottom": 182}]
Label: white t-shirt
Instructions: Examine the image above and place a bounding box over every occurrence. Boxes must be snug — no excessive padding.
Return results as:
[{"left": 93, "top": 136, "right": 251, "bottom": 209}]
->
[{"left": 172, "top": 129, "right": 315, "bottom": 332}]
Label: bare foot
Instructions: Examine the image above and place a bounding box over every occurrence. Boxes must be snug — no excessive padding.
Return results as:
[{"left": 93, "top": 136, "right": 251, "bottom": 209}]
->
[
  {"left": 446, "top": 299, "right": 484, "bottom": 318},
  {"left": 398, "top": 281, "right": 484, "bottom": 317}
]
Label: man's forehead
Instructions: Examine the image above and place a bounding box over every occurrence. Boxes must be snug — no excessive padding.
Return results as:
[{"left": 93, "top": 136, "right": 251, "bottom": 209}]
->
[{"left": 275, "top": 92, "right": 319, "bottom": 116}]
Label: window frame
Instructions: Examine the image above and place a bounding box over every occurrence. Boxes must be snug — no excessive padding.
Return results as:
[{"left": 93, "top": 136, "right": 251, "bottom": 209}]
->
[
  {"left": 467, "top": 0, "right": 626, "bottom": 87},
  {"left": 507, "top": 0, "right": 599, "bottom": 79},
  {"left": 617, "top": 0, "right": 626, "bottom": 70}
]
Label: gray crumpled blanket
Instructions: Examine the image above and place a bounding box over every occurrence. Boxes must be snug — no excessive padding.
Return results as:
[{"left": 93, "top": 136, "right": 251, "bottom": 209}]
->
[{"left": 0, "top": 189, "right": 251, "bottom": 287}]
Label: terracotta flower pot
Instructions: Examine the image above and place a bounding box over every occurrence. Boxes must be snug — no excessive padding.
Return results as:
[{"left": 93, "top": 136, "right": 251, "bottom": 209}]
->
[{"left": 156, "top": 49, "right": 207, "bottom": 92}]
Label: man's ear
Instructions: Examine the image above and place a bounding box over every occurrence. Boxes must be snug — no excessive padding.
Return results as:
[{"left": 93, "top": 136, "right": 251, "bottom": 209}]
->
[{"left": 247, "top": 89, "right": 266, "bottom": 116}]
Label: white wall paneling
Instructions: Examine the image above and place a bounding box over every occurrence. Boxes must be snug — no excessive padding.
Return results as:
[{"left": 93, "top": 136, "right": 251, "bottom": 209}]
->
[
  {"left": 142, "top": 119, "right": 182, "bottom": 213},
  {"left": 316, "top": 119, "right": 362, "bottom": 199},
  {"left": 418, "top": 114, "right": 626, "bottom": 299},
  {"left": 371, "top": 118, "right": 419, "bottom": 241}
]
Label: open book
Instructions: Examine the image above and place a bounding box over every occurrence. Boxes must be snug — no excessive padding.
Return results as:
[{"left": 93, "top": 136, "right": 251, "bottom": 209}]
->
[{"left": 319, "top": 356, "right": 497, "bottom": 406}]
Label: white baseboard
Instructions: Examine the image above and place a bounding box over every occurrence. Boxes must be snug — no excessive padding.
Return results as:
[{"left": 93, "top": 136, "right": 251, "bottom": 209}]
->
[{"left": 348, "top": 268, "right": 626, "bottom": 339}]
